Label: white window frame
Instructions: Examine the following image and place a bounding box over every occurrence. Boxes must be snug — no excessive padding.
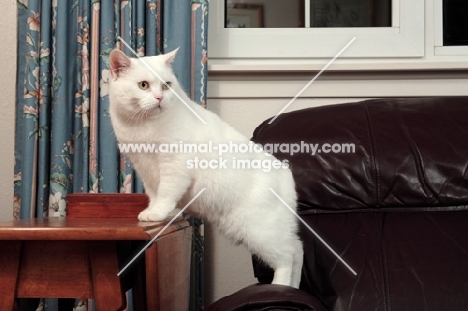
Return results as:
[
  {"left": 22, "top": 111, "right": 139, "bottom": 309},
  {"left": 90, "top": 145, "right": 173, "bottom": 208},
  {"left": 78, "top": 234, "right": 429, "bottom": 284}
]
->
[{"left": 209, "top": 0, "right": 425, "bottom": 66}]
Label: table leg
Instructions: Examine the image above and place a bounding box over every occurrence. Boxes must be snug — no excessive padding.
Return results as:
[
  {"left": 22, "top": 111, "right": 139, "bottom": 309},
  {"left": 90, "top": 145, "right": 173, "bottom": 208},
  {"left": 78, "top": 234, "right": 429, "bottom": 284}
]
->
[
  {"left": 0, "top": 241, "right": 21, "bottom": 311},
  {"left": 88, "top": 241, "right": 126, "bottom": 311},
  {"left": 132, "top": 257, "right": 148, "bottom": 311},
  {"left": 145, "top": 242, "right": 161, "bottom": 311}
]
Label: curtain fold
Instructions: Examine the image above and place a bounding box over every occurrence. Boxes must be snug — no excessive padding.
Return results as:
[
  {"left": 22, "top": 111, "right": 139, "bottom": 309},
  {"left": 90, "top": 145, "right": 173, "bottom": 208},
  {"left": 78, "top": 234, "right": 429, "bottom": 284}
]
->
[{"left": 15, "top": 1, "right": 208, "bottom": 310}]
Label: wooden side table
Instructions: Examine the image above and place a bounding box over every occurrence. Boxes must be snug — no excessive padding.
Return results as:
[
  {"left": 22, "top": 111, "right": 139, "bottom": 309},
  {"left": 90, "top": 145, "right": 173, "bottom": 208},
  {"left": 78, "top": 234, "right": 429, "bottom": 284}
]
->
[{"left": 0, "top": 194, "right": 192, "bottom": 311}]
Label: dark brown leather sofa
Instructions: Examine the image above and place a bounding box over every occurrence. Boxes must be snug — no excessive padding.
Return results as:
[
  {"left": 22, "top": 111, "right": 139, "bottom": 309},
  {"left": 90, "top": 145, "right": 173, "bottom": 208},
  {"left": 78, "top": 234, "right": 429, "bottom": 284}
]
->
[{"left": 208, "top": 97, "right": 468, "bottom": 311}]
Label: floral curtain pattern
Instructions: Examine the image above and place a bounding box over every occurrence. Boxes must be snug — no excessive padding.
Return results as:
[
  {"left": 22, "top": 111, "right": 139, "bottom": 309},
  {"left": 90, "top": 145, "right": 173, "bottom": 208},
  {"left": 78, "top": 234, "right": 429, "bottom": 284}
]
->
[{"left": 15, "top": 0, "right": 208, "bottom": 310}]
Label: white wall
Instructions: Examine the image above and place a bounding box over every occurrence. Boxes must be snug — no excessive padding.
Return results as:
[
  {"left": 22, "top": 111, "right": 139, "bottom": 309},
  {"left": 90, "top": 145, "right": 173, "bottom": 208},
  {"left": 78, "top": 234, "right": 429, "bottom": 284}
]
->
[{"left": 0, "top": 0, "right": 17, "bottom": 221}]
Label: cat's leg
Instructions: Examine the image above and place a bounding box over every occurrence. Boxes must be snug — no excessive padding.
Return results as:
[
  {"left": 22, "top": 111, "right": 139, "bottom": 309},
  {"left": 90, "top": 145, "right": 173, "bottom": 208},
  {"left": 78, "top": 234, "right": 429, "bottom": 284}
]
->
[
  {"left": 290, "top": 239, "right": 304, "bottom": 289},
  {"left": 139, "top": 181, "right": 190, "bottom": 221},
  {"left": 139, "top": 157, "right": 191, "bottom": 222},
  {"left": 271, "top": 253, "right": 294, "bottom": 287},
  {"left": 271, "top": 241, "right": 302, "bottom": 288}
]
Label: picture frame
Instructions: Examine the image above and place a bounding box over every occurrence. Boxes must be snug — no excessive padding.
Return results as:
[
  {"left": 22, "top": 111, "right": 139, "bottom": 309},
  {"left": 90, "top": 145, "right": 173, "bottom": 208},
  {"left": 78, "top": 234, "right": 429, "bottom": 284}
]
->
[{"left": 226, "top": 4, "right": 264, "bottom": 28}]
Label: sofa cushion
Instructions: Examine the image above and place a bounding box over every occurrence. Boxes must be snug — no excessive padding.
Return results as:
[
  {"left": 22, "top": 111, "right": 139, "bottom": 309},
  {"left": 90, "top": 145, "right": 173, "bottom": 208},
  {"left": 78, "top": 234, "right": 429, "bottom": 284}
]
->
[
  {"left": 251, "top": 97, "right": 468, "bottom": 212},
  {"left": 207, "top": 284, "right": 328, "bottom": 311}
]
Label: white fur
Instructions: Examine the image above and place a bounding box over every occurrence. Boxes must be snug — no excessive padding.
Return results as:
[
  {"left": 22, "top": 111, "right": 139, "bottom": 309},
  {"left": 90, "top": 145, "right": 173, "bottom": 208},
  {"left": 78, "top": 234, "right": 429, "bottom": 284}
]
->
[{"left": 108, "top": 49, "right": 303, "bottom": 288}]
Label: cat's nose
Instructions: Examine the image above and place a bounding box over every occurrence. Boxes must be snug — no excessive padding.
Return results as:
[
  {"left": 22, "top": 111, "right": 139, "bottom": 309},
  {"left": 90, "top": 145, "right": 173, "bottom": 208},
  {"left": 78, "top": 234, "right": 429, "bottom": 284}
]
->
[{"left": 155, "top": 95, "right": 163, "bottom": 102}]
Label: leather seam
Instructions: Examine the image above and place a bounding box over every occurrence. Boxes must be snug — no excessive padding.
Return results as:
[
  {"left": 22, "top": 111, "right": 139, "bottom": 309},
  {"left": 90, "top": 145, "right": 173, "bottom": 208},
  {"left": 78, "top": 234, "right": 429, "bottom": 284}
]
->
[{"left": 363, "top": 103, "right": 381, "bottom": 207}]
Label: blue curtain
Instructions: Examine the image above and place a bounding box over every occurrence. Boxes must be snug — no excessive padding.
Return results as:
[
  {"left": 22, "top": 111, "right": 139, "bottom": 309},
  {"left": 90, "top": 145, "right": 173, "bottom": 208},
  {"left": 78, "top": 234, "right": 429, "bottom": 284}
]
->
[{"left": 15, "top": 0, "right": 208, "bottom": 310}]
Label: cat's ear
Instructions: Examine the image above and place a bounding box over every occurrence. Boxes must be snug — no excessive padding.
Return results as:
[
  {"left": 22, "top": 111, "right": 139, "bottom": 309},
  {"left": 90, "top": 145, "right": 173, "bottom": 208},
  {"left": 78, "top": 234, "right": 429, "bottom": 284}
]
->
[
  {"left": 109, "top": 49, "right": 131, "bottom": 80},
  {"left": 162, "top": 47, "right": 179, "bottom": 66}
]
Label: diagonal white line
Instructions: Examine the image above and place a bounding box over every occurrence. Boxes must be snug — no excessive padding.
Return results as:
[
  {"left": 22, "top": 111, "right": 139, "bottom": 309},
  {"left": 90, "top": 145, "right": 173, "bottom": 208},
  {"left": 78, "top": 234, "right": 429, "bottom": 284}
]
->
[
  {"left": 117, "top": 36, "right": 207, "bottom": 124},
  {"left": 269, "top": 188, "right": 357, "bottom": 276},
  {"left": 117, "top": 188, "right": 206, "bottom": 276},
  {"left": 268, "top": 37, "right": 356, "bottom": 124}
]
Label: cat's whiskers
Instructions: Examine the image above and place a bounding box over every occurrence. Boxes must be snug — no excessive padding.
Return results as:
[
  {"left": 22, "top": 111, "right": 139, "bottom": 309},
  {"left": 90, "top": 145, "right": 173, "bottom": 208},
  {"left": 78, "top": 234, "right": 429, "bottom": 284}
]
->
[
  {"left": 136, "top": 108, "right": 147, "bottom": 124},
  {"left": 143, "top": 107, "right": 150, "bottom": 122},
  {"left": 128, "top": 106, "right": 146, "bottom": 124},
  {"left": 127, "top": 109, "right": 141, "bottom": 124}
]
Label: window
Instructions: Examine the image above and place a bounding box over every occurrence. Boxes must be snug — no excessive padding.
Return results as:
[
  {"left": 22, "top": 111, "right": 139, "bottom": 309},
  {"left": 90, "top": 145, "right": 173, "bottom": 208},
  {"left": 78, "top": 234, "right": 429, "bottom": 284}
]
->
[
  {"left": 443, "top": 0, "right": 468, "bottom": 46},
  {"left": 434, "top": 0, "right": 468, "bottom": 56},
  {"left": 209, "top": 0, "right": 424, "bottom": 67},
  {"left": 226, "top": 0, "right": 391, "bottom": 28}
]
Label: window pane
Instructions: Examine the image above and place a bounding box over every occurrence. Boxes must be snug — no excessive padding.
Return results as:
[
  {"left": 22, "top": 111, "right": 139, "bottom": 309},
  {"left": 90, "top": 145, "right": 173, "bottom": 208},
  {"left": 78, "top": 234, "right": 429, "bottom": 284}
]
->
[
  {"left": 225, "top": 0, "right": 392, "bottom": 28},
  {"left": 310, "top": 0, "right": 391, "bottom": 27},
  {"left": 443, "top": 0, "right": 468, "bottom": 46},
  {"left": 226, "top": 0, "right": 305, "bottom": 28}
]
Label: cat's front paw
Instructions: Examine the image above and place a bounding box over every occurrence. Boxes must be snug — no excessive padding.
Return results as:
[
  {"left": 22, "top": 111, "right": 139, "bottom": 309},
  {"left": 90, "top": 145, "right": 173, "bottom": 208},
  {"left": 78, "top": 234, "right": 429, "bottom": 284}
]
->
[{"left": 138, "top": 208, "right": 169, "bottom": 222}]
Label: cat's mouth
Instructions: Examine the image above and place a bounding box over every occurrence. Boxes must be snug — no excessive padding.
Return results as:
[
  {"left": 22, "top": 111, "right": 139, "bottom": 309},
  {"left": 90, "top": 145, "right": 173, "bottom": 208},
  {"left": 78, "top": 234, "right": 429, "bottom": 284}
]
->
[
  {"left": 141, "top": 102, "right": 162, "bottom": 112},
  {"left": 149, "top": 103, "right": 161, "bottom": 111}
]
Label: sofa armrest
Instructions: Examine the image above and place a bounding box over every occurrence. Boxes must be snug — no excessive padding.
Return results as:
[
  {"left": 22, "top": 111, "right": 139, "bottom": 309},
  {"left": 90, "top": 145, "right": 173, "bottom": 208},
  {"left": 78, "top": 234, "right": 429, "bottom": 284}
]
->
[{"left": 207, "top": 284, "right": 328, "bottom": 311}]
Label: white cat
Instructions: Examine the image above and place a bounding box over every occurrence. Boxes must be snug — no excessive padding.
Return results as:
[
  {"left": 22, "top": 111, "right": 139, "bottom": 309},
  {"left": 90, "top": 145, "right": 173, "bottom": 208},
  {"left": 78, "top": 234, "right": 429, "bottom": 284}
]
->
[{"left": 108, "top": 48, "right": 303, "bottom": 288}]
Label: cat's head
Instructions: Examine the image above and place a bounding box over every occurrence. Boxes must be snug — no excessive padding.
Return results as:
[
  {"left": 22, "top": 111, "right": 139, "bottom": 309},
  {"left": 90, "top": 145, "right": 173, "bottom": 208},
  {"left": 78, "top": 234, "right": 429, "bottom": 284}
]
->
[{"left": 108, "top": 48, "right": 180, "bottom": 122}]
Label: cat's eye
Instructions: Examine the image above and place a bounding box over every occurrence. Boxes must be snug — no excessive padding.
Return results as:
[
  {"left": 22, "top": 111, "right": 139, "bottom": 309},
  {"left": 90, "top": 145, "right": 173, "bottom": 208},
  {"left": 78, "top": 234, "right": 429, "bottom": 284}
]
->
[
  {"left": 138, "top": 81, "right": 149, "bottom": 90},
  {"left": 162, "top": 82, "right": 171, "bottom": 90}
]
